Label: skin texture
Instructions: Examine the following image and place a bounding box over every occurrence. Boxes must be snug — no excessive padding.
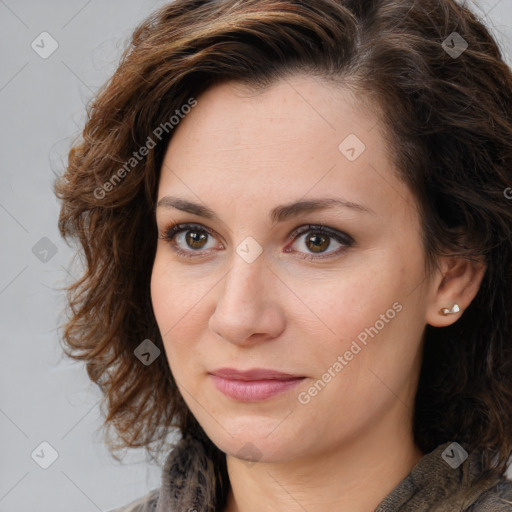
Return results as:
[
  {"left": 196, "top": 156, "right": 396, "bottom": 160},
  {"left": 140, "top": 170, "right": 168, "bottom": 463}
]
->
[{"left": 151, "top": 75, "right": 486, "bottom": 512}]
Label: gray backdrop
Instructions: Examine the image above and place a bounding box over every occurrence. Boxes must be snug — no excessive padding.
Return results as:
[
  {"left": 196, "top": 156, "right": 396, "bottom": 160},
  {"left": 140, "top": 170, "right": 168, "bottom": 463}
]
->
[{"left": 1, "top": 1, "right": 511, "bottom": 511}]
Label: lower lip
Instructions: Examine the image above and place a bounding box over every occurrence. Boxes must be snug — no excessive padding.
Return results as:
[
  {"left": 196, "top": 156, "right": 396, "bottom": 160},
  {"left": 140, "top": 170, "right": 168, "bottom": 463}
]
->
[{"left": 210, "top": 375, "right": 305, "bottom": 402}]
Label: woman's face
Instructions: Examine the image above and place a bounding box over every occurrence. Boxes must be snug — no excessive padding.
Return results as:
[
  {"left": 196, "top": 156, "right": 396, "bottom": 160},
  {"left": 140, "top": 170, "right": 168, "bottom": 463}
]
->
[{"left": 151, "top": 75, "right": 433, "bottom": 463}]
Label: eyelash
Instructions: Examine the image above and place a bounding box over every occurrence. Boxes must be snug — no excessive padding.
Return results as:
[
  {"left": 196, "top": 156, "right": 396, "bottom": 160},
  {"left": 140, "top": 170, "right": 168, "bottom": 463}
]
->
[{"left": 158, "top": 222, "right": 354, "bottom": 261}]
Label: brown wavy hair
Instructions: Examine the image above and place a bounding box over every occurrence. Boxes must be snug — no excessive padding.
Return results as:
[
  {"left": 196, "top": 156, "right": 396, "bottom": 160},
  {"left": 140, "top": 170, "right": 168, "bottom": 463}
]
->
[{"left": 54, "top": 0, "right": 512, "bottom": 509}]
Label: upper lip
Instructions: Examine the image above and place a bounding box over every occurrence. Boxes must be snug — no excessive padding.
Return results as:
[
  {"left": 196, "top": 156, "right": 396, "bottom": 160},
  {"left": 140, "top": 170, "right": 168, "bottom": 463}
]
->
[{"left": 209, "top": 368, "right": 303, "bottom": 381}]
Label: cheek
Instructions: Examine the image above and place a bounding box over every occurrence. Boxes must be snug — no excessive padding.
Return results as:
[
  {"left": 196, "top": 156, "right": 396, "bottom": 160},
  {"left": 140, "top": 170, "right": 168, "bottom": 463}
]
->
[
  {"left": 150, "top": 256, "right": 172, "bottom": 332},
  {"left": 288, "top": 266, "right": 399, "bottom": 342},
  {"left": 288, "top": 257, "right": 422, "bottom": 382},
  {"left": 150, "top": 251, "right": 200, "bottom": 332},
  {"left": 150, "top": 256, "right": 187, "bottom": 362},
  {"left": 309, "top": 276, "right": 424, "bottom": 407},
  {"left": 150, "top": 253, "right": 209, "bottom": 371}
]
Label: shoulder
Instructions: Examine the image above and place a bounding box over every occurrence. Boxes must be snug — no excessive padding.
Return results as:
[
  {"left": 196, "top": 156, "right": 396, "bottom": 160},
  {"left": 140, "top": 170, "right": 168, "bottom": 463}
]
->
[
  {"left": 467, "top": 476, "right": 512, "bottom": 511},
  {"left": 106, "top": 488, "right": 160, "bottom": 512}
]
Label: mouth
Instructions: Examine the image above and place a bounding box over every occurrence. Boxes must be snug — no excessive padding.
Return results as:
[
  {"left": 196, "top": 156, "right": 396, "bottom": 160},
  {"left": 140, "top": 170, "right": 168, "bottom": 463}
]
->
[{"left": 208, "top": 367, "right": 306, "bottom": 402}]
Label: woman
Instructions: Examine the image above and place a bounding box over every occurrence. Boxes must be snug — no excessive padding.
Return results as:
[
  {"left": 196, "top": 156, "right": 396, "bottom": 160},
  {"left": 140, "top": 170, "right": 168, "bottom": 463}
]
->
[{"left": 54, "top": 0, "right": 512, "bottom": 510}]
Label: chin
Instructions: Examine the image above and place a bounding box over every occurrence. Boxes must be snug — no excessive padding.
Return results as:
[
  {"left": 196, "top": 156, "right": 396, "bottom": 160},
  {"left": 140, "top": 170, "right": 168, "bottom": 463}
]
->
[{"left": 204, "top": 424, "right": 301, "bottom": 464}]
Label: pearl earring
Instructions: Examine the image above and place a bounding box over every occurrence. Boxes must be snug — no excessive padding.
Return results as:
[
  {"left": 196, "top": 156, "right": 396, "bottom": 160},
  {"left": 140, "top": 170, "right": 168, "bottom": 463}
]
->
[{"left": 439, "top": 304, "right": 460, "bottom": 315}]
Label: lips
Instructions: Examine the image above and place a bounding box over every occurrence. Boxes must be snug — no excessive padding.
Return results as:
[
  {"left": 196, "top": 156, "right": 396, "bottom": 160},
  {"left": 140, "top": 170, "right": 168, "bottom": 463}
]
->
[
  {"left": 208, "top": 368, "right": 305, "bottom": 402},
  {"left": 209, "top": 367, "right": 303, "bottom": 381}
]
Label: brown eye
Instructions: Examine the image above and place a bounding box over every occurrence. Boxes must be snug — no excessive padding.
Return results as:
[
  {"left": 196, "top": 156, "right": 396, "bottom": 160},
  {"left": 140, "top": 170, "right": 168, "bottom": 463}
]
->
[
  {"left": 185, "top": 230, "right": 209, "bottom": 250},
  {"left": 304, "top": 233, "right": 331, "bottom": 253},
  {"left": 159, "top": 223, "right": 220, "bottom": 258},
  {"left": 286, "top": 225, "right": 354, "bottom": 260}
]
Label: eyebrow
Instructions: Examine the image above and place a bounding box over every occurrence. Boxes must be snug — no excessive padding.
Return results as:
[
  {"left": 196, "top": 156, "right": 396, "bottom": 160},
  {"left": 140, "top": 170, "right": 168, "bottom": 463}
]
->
[{"left": 155, "top": 196, "right": 375, "bottom": 225}]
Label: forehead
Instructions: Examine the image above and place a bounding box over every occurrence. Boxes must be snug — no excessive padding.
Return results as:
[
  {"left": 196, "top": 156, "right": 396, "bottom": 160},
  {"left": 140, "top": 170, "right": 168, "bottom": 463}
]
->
[{"left": 157, "top": 75, "right": 414, "bottom": 218}]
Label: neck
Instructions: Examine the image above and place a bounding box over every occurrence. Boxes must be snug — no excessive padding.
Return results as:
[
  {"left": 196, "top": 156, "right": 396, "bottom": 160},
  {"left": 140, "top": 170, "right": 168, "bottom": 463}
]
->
[{"left": 223, "top": 405, "right": 424, "bottom": 512}]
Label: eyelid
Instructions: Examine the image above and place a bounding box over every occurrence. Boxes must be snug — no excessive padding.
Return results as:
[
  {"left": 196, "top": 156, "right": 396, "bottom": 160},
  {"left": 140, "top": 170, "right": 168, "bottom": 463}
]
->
[{"left": 286, "top": 224, "right": 354, "bottom": 246}]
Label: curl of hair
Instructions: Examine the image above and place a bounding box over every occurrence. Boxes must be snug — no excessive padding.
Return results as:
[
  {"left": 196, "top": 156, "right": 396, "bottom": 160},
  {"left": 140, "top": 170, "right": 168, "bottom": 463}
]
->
[{"left": 54, "top": 0, "right": 512, "bottom": 508}]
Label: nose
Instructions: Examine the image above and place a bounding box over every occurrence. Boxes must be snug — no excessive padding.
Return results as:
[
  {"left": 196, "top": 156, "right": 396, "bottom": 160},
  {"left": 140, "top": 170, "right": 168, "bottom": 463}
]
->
[{"left": 208, "top": 254, "right": 286, "bottom": 346}]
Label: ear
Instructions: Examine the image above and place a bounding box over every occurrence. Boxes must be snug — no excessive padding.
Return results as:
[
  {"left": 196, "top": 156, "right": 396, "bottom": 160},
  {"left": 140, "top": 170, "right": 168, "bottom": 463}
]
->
[{"left": 425, "top": 255, "right": 486, "bottom": 327}]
